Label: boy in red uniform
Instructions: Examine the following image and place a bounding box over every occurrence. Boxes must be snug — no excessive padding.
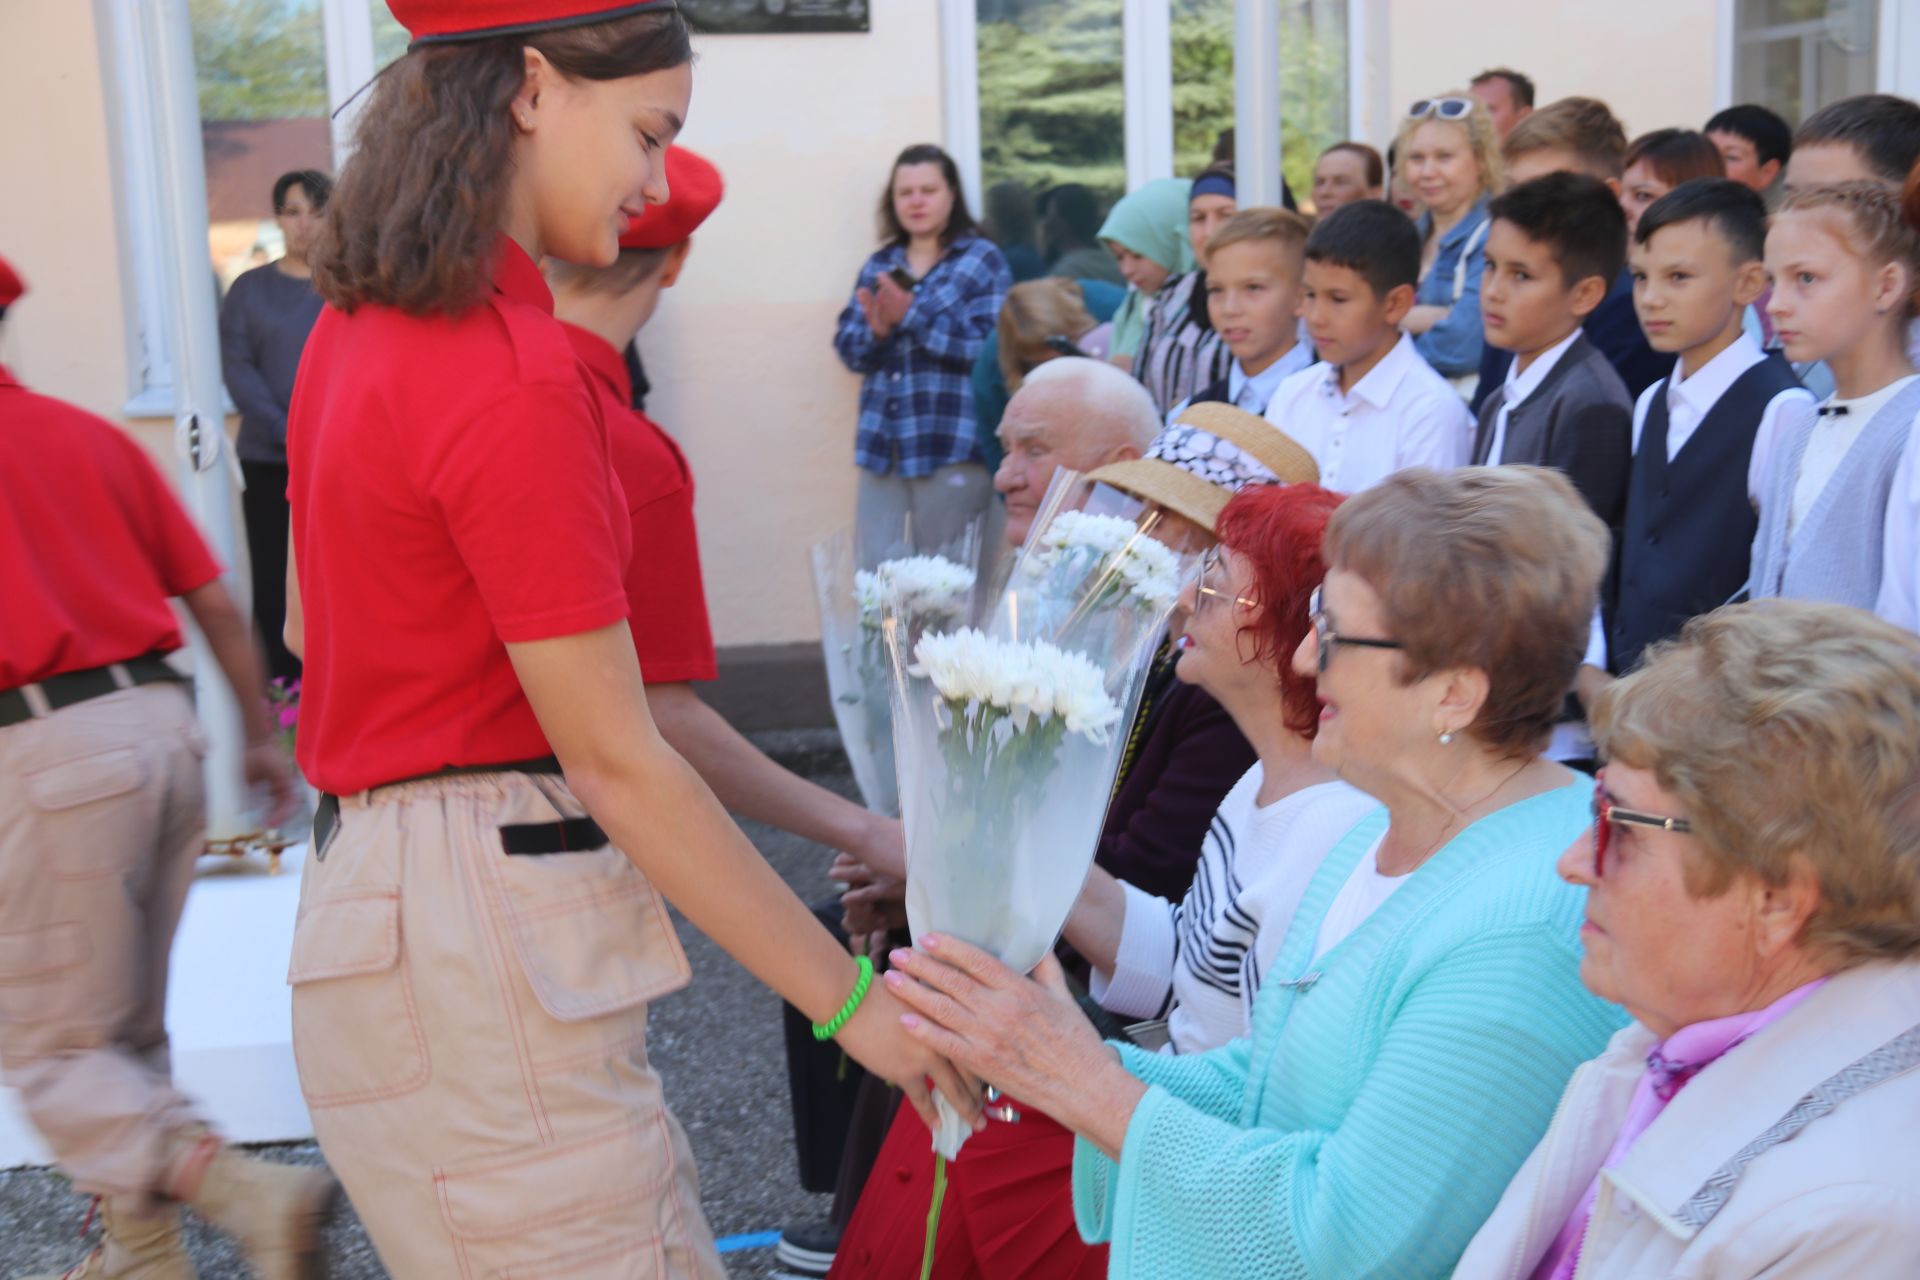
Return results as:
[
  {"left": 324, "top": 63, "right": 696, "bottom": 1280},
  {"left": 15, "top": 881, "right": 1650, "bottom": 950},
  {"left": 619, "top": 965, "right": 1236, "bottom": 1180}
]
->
[
  {"left": 0, "top": 253, "right": 327, "bottom": 1277},
  {"left": 546, "top": 145, "right": 905, "bottom": 876}
]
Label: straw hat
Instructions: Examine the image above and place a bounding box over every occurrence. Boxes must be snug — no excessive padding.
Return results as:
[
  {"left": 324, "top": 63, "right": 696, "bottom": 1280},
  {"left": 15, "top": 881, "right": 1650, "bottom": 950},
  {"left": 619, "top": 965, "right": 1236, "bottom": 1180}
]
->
[{"left": 1089, "top": 402, "right": 1319, "bottom": 534}]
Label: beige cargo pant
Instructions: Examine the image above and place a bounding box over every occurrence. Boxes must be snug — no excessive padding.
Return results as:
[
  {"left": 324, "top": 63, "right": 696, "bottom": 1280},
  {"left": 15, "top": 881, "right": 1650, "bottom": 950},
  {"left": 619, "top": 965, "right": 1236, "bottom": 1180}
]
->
[
  {"left": 291, "top": 770, "right": 727, "bottom": 1279},
  {"left": 0, "top": 683, "right": 210, "bottom": 1199}
]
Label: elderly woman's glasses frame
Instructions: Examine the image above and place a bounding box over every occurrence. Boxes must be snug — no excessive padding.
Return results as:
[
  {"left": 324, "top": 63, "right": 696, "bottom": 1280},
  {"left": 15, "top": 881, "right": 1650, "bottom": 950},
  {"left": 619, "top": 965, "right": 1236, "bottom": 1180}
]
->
[
  {"left": 1306, "top": 584, "right": 1403, "bottom": 675},
  {"left": 1589, "top": 773, "right": 1693, "bottom": 876},
  {"left": 1193, "top": 546, "right": 1257, "bottom": 614},
  {"left": 1408, "top": 96, "right": 1475, "bottom": 121}
]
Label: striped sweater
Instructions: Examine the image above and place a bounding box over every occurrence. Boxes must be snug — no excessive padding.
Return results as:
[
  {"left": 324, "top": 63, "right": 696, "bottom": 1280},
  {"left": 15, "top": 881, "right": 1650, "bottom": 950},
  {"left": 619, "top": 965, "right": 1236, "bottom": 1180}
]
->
[{"left": 1073, "top": 778, "right": 1626, "bottom": 1279}]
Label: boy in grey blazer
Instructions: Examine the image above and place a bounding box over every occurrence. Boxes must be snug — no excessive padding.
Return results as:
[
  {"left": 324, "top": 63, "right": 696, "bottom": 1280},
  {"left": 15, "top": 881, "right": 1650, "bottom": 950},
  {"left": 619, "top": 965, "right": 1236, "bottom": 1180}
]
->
[{"left": 1472, "top": 173, "right": 1633, "bottom": 529}]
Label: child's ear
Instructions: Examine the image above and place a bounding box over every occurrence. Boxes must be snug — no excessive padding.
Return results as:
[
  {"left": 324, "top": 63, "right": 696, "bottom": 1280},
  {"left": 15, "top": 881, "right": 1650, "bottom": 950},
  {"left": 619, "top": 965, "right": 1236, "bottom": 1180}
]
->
[
  {"left": 1603, "top": 176, "right": 1623, "bottom": 199},
  {"left": 1569, "top": 272, "right": 1610, "bottom": 319},
  {"left": 1382, "top": 282, "right": 1417, "bottom": 326},
  {"left": 659, "top": 239, "right": 695, "bottom": 289},
  {"left": 1730, "top": 257, "right": 1769, "bottom": 308},
  {"left": 1757, "top": 158, "right": 1782, "bottom": 190},
  {"left": 1874, "top": 259, "right": 1913, "bottom": 318}
]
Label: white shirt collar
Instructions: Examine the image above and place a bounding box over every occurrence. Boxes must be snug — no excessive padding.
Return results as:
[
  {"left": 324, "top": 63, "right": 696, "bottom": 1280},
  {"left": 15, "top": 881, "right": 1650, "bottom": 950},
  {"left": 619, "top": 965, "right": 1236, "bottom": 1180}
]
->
[
  {"left": 1231, "top": 343, "right": 1311, "bottom": 409},
  {"left": 1667, "top": 331, "right": 1766, "bottom": 417},
  {"left": 1501, "top": 329, "right": 1583, "bottom": 409},
  {"left": 1321, "top": 332, "right": 1418, "bottom": 409}
]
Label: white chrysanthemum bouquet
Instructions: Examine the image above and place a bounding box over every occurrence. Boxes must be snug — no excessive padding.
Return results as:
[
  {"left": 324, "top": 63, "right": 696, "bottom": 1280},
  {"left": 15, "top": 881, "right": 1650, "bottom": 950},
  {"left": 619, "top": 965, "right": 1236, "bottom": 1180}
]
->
[
  {"left": 812, "top": 532, "right": 979, "bottom": 816},
  {"left": 885, "top": 474, "right": 1193, "bottom": 1157}
]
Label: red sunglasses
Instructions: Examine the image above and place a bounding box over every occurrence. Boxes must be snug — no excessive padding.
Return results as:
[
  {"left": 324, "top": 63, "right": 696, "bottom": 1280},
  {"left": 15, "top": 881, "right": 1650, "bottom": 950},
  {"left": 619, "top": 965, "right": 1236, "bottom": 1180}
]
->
[{"left": 1590, "top": 770, "right": 1693, "bottom": 875}]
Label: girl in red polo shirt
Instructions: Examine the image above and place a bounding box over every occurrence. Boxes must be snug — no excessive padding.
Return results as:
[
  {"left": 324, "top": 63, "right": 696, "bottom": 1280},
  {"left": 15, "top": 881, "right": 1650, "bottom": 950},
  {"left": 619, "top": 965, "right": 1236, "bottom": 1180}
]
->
[{"left": 285, "top": 4, "right": 973, "bottom": 1273}]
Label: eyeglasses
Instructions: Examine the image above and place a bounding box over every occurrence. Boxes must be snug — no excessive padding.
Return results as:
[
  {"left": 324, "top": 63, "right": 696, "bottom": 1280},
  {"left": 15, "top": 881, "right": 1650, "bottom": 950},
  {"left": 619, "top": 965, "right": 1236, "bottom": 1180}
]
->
[
  {"left": 1193, "top": 546, "right": 1257, "bottom": 614},
  {"left": 1589, "top": 770, "right": 1693, "bottom": 876},
  {"left": 1407, "top": 96, "right": 1476, "bottom": 122},
  {"left": 1043, "top": 335, "right": 1089, "bottom": 359},
  {"left": 1307, "top": 583, "right": 1403, "bottom": 674}
]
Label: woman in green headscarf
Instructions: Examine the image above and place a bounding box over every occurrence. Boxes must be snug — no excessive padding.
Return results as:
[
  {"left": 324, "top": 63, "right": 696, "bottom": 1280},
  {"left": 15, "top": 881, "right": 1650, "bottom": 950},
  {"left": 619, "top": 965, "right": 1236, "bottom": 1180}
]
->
[{"left": 1098, "top": 177, "right": 1193, "bottom": 372}]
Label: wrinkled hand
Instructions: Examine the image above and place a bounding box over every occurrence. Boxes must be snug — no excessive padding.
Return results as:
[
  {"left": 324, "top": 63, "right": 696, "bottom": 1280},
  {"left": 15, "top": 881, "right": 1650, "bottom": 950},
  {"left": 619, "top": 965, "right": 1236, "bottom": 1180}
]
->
[
  {"left": 885, "top": 936, "right": 1145, "bottom": 1153},
  {"left": 841, "top": 874, "right": 908, "bottom": 938},
  {"left": 245, "top": 741, "right": 298, "bottom": 829},
  {"left": 832, "top": 977, "right": 983, "bottom": 1137}
]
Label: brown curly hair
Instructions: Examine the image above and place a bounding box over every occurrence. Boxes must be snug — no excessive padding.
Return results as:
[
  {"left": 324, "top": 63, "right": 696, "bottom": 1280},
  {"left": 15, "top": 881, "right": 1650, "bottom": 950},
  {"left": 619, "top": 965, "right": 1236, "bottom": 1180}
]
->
[{"left": 313, "top": 9, "right": 690, "bottom": 315}]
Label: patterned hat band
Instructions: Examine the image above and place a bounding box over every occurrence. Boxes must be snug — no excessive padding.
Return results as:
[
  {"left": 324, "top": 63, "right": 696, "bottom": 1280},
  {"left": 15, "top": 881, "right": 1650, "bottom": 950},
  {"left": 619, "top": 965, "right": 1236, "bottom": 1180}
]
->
[{"left": 1144, "top": 422, "right": 1280, "bottom": 493}]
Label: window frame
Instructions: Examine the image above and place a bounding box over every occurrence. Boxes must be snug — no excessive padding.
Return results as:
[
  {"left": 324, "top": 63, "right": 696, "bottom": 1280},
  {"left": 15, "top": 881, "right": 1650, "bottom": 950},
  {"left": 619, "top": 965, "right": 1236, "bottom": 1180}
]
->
[{"left": 103, "top": 0, "right": 375, "bottom": 418}]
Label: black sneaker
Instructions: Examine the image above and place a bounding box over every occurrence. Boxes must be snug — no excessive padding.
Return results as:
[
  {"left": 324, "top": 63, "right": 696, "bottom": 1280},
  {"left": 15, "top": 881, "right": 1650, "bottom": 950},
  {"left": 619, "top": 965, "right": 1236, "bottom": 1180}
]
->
[{"left": 775, "top": 1218, "right": 841, "bottom": 1277}]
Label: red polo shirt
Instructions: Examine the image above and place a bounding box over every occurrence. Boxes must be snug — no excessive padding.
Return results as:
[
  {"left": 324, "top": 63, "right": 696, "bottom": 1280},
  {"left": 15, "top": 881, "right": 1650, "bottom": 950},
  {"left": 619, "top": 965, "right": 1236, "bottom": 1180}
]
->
[
  {"left": 287, "top": 239, "right": 631, "bottom": 794},
  {"left": 562, "top": 324, "right": 718, "bottom": 684},
  {"left": 0, "top": 366, "right": 221, "bottom": 688}
]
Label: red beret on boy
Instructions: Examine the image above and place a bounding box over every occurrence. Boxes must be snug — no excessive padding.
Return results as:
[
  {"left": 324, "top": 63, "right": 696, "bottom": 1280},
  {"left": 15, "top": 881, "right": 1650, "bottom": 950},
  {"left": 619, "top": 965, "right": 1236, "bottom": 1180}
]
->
[
  {"left": 390, "top": 0, "right": 676, "bottom": 46},
  {"left": 619, "top": 146, "right": 725, "bottom": 249},
  {"left": 0, "top": 253, "right": 25, "bottom": 311}
]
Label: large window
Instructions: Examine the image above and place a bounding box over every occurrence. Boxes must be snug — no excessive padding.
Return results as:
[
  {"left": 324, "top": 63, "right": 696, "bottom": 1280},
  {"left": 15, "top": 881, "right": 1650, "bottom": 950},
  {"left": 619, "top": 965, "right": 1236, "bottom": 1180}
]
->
[
  {"left": 190, "top": 0, "right": 333, "bottom": 291},
  {"left": 974, "top": 0, "right": 1126, "bottom": 281},
  {"left": 1734, "top": 0, "right": 1879, "bottom": 125},
  {"left": 1173, "top": 0, "right": 1348, "bottom": 209}
]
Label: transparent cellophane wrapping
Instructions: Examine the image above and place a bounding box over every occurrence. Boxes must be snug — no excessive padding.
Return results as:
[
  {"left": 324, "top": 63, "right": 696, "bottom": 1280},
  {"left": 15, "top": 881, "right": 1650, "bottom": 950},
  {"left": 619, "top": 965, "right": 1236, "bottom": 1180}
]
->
[
  {"left": 883, "top": 472, "right": 1192, "bottom": 1156},
  {"left": 810, "top": 523, "right": 987, "bottom": 817}
]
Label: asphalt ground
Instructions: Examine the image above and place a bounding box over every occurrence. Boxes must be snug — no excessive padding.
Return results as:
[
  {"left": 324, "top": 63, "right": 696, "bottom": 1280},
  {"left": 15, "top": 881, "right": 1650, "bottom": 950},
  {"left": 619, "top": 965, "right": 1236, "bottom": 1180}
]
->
[{"left": 0, "top": 731, "right": 854, "bottom": 1279}]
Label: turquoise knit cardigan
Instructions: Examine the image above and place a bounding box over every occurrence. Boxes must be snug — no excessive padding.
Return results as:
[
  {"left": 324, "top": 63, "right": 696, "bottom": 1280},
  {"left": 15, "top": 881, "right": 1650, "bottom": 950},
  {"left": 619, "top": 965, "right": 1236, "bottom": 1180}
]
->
[{"left": 1073, "top": 779, "right": 1626, "bottom": 1278}]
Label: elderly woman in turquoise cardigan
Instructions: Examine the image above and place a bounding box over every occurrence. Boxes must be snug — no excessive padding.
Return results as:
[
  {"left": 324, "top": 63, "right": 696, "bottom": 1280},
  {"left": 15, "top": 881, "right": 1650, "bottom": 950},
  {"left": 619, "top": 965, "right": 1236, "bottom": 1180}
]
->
[{"left": 886, "top": 466, "right": 1629, "bottom": 1278}]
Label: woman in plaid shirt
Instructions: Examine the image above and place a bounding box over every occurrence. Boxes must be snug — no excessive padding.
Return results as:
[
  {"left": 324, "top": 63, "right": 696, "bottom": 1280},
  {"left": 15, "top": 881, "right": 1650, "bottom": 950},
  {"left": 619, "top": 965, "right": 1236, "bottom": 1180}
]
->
[{"left": 835, "top": 144, "right": 1012, "bottom": 563}]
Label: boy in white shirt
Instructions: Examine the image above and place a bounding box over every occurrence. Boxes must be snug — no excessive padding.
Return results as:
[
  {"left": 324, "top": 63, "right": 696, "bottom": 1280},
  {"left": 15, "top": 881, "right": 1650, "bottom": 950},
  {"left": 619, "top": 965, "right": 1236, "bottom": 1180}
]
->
[
  {"left": 1168, "top": 207, "right": 1315, "bottom": 421},
  {"left": 1262, "top": 200, "right": 1472, "bottom": 491}
]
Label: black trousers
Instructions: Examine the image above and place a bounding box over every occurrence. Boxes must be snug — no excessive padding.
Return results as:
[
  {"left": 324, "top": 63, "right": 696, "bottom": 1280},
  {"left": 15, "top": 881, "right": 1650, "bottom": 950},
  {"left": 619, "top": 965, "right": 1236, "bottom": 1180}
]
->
[
  {"left": 783, "top": 897, "right": 871, "bottom": 1193},
  {"left": 240, "top": 460, "right": 300, "bottom": 684}
]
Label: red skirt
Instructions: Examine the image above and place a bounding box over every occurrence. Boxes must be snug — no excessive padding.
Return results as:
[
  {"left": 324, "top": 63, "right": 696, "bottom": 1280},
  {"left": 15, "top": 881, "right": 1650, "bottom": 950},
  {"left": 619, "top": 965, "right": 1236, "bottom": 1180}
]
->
[{"left": 828, "top": 1096, "right": 1109, "bottom": 1279}]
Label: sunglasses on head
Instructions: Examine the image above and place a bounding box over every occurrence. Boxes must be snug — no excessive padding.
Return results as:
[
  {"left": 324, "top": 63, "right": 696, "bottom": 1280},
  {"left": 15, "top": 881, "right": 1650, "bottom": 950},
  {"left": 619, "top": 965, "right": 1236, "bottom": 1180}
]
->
[
  {"left": 1589, "top": 769, "right": 1693, "bottom": 876},
  {"left": 1044, "top": 335, "right": 1089, "bottom": 359},
  {"left": 1407, "top": 96, "right": 1476, "bottom": 122}
]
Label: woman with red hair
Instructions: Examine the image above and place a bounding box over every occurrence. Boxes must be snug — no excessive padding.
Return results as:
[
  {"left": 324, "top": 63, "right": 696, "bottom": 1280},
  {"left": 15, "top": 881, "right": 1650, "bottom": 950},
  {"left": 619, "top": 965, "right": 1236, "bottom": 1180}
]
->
[{"left": 830, "top": 481, "right": 1379, "bottom": 1278}]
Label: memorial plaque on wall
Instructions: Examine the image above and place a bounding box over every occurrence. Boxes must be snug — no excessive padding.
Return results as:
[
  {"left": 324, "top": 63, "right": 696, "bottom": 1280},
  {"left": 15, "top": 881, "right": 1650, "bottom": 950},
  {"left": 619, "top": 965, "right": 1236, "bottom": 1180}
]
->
[{"left": 681, "top": 0, "right": 869, "bottom": 33}]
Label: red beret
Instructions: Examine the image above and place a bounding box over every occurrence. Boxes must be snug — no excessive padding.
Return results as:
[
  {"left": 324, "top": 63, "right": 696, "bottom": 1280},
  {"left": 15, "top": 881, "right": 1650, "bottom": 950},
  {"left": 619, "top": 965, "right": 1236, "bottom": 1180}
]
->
[
  {"left": 0, "top": 254, "right": 24, "bottom": 311},
  {"left": 620, "top": 146, "right": 724, "bottom": 249},
  {"left": 390, "top": 0, "right": 676, "bottom": 46}
]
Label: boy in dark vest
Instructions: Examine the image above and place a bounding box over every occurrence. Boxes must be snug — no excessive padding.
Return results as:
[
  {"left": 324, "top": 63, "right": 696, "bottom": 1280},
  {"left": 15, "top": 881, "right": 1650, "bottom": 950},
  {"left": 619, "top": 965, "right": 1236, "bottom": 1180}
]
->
[{"left": 1581, "top": 179, "right": 1812, "bottom": 707}]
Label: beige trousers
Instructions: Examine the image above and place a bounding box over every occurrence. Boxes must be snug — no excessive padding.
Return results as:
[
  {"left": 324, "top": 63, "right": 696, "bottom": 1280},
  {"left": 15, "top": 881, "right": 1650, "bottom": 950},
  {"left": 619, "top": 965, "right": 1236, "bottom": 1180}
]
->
[
  {"left": 0, "top": 684, "right": 210, "bottom": 1199},
  {"left": 291, "top": 771, "right": 726, "bottom": 1279}
]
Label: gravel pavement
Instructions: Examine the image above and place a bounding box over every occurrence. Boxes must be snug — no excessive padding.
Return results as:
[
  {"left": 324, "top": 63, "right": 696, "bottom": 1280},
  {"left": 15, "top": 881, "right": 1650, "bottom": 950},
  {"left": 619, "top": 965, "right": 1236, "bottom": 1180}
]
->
[{"left": 0, "top": 731, "right": 854, "bottom": 1279}]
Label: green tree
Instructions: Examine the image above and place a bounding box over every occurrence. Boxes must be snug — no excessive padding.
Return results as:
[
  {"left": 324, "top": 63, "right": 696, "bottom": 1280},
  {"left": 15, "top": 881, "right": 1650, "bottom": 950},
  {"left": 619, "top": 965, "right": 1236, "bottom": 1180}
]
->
[
  {"left": 977, "top": 0, "right": 1127, "bottom": 204},
  {"left": 191, "top": 0, "right": 327, "bottom": 121}
]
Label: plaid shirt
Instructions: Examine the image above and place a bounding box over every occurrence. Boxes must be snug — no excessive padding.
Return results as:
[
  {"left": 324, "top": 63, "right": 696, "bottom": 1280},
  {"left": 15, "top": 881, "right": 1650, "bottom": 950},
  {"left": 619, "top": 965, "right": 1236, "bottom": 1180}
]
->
[{"left": 835, "top": 235, "right": 1011, "bottom": 477}]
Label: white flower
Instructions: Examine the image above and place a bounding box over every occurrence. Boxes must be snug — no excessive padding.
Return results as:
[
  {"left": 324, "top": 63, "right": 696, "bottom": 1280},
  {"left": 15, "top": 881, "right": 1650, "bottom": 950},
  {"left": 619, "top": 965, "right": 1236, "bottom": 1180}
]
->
[
  {"left": 1023, "top": 512, "right": 1183, "bottom": 609},
  {"left": 856, "top": 555, "right": 976, "bottom": 624},
  {"left": 909, "top": 628, "right": 1122, "bottom": 743}
]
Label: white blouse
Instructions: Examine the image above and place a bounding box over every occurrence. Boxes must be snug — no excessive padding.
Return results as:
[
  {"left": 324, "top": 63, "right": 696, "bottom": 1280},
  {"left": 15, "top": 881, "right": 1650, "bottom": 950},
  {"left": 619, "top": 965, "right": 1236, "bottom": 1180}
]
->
[{"left": 1093, "top": 766, "right": 1379, "bottom": 1055}]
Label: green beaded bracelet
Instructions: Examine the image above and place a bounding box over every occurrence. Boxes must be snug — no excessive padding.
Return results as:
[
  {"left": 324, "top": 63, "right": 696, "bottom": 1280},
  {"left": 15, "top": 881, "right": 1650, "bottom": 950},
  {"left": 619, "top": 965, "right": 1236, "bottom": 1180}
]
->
[{"left": 812, "top": 955, "right": 875, "bottom": 1042}]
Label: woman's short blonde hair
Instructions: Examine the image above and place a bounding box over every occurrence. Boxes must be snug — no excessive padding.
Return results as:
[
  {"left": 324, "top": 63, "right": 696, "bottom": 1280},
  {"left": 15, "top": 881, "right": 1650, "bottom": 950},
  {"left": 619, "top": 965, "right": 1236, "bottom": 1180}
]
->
[
  {"left": 1323, "top": 466, "right": 1608, "bottom": 757},
  {"left": 1394, "top": 90, "right": 1505, "bottom": 199},
  {"left": 998, "top": 278, "right": 1098, "bottom": 391},
  {"left": 1593, "top": 601, "right": 1920, "bottom": 966}
]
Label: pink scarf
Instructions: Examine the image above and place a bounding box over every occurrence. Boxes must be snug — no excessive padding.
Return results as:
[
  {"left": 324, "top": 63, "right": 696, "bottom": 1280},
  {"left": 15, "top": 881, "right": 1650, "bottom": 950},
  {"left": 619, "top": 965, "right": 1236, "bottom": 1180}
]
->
[{"left": 1532, "top": 979, "right": 1826, "bottom": 1280}]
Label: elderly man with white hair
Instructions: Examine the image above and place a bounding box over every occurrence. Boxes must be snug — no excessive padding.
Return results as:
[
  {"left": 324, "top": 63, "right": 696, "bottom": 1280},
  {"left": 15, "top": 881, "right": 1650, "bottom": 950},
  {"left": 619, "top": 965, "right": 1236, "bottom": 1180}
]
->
[{"left": 991, "top": 356, "right": 1162, "bottom": 545}]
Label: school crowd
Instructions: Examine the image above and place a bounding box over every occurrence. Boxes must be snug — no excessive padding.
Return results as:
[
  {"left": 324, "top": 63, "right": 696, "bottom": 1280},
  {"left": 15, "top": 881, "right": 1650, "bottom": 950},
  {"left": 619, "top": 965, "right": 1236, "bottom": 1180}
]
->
[{"left": 3, "top": 4, "right": 1920, "bottom": 1277}]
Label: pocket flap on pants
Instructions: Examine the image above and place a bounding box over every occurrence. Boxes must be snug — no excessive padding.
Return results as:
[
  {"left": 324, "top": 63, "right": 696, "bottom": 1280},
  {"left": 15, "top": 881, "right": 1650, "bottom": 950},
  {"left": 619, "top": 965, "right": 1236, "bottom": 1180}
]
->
[
  {"left": 286, "top": 889, "right": 401, "bottom": 985},
  {"left": 501, "top": 875, "right": 690, "bottom": 1022},
  {"left": 435, "top": 1115, "right": 674, "bottom": 1241},
  {"left": 0, "top": 922, "right": 87, "bottom": 983},
  {"left": 25, "top": 747, "right": 147, "bottom": 811}
]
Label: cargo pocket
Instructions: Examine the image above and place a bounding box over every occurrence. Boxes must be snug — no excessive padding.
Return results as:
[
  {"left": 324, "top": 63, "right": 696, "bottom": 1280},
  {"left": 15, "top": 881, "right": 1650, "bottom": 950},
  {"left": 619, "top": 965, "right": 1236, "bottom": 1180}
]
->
[
  {"left": 27, "top": 746, "right": 151, "bottom": 878},
  {"left": 490, "top": 838, "right": 691, "bottom": 1031},
  {"left": 0, "top": 922, "right": 88, "bottom": 1026},
  {"left": 286, "top": 888, "right": 429, "bottom": 1107},
  {"left": 435, "top": 1116, "right": 678, "bottom": 1278}
]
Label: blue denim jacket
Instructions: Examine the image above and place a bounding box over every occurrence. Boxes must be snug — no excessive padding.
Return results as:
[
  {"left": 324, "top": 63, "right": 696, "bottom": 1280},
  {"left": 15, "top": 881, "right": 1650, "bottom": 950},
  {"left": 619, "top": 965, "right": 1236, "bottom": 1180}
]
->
[{"left": 1414, "top": 196, "right": 1491, "bottom": 378}]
